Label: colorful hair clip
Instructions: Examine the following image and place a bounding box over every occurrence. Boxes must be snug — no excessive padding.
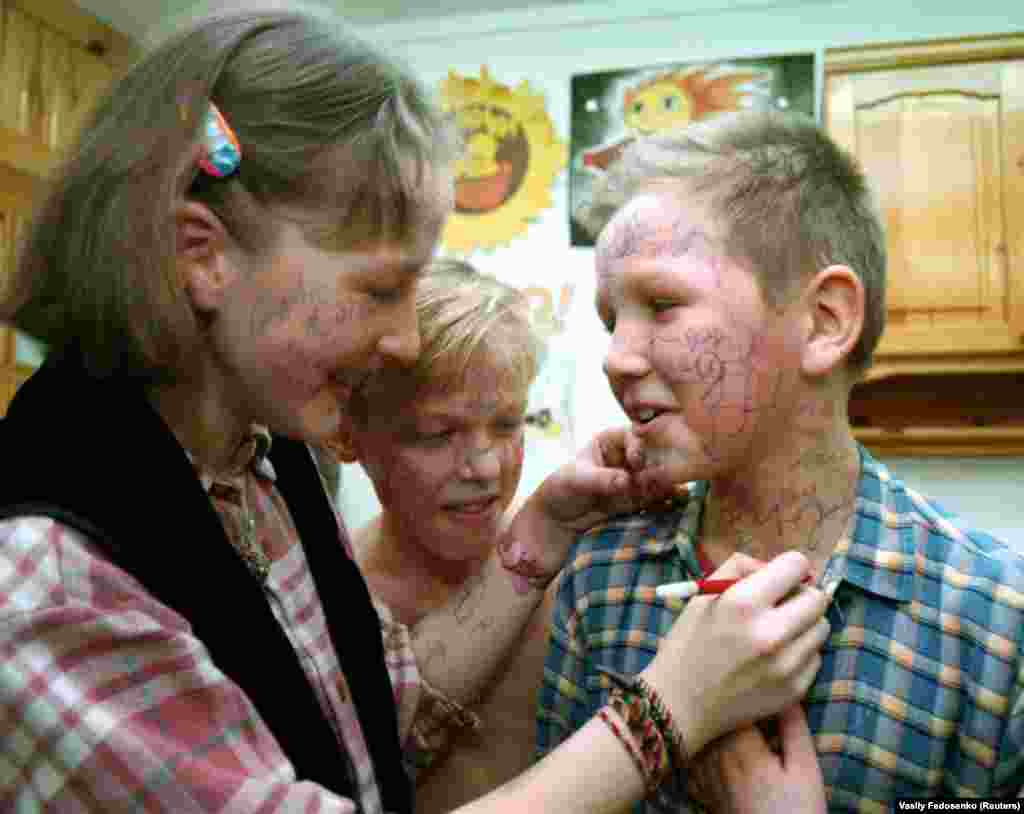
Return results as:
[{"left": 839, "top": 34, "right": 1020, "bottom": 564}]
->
[{"left": 197, "top": 102, "right": 241, "bottom": 178}]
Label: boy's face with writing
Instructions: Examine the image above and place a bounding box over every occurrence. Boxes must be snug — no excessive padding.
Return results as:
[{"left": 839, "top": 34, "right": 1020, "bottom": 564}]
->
[
  {"left": 353, "top": 352, "right": 528, "bottom": 563},
  {"left": 595, "top": 186, "right": 806, "bottom": 486}
]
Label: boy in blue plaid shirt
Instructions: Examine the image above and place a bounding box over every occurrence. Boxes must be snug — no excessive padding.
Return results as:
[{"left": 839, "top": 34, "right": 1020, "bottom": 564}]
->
[{"left": 537, "top": 110, "right": 1024, "bottom": 811}]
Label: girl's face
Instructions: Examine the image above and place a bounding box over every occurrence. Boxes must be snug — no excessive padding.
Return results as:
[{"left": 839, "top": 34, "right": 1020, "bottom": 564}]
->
[
  {"left": 211, "top": 212, "right": 444, "bottom": 443},
  {"left": 354, "top": 355, "right": 528, "bottom": 564}
]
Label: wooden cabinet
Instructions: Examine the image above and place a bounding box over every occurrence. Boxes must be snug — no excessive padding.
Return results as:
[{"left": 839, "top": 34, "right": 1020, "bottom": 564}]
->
[
  {"left": 0, "top": 158, "right": 35, "bottom": 387},
  {"left": 826, "top": 34, "right": 1024, "bottom": 379},
  {"left": 826, "top": 35, "right": 1024, "bottom": 455},
  {"left": 0, "top": 0, "right": 135, "bottom": 414}
]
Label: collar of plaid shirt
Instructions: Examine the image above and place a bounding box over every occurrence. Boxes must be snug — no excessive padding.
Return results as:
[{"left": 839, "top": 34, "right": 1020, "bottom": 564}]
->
[{"left": 676, "top": 449, "right": 917, "bottom": 605}]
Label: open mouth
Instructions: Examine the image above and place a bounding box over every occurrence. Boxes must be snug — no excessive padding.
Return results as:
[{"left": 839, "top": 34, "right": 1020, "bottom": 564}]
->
[
  {"left": 330, "top": 371, "right": 371, "bottom": 403},
  {"left": 443, "top": 496, "right": 499, "bottom": 515},
  {"left": 633, "top": 408, "right": 666, "bottom": 424}
]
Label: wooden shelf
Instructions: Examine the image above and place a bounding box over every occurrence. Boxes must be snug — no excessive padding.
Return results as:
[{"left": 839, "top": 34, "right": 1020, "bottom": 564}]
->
[
  {"left": 850, "top": 371, "right": 1024, "bottom": 456},
  {"left": 855, "top": 426, "right": 1024, "bottom": 457},
  {"left": 864, "top": 356, "right": 1024, "bottom": 382}
]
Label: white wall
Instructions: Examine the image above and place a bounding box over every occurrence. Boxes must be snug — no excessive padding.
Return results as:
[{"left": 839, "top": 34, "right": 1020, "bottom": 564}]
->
[
  {"left": 879, "top": 458, "right": 1024, "bottom": 547},
  {"left": 337, "top": 0, "right": 1024, "bottom": 545}
]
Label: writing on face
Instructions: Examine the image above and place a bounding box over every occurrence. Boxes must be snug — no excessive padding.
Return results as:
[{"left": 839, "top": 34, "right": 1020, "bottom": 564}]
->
[
  {"left": 363, "top": 362, "right": 528, "bottom": 563},
  {"left": 596, "top": 191, "right": 796, "bottom": 475},
  {"left": 396, "top": 379, "right": 527, "bottom": 476},
  {"left": 364, "top": 359, "right": 529, "bottom": 507}
]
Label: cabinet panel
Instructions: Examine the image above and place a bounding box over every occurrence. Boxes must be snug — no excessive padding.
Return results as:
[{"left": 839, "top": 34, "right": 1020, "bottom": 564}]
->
[
  {"left": 0, "top": 0, "right": 129, "bottom": 408},
  {"left": 827, "top": 57, "right": 1024, "bottom": 359},
  {"left": 1005, "top": 62, "right": 1024, "bottom": 347},
  {"left": 0, "top": 5, "right": 43, "bottom": 139},
  {"left": 0, "top": 205, "right": 26, "bottom": 367},
  {"left": 0, "top": 150, "right": 39, "bottom": 369},
  {"left": 0, "top": 4, "right": 114, "bottom": 153}
]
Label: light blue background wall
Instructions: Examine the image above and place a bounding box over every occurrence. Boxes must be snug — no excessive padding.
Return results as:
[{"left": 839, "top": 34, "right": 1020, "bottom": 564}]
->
[{"left": 336, "top": 0, "right": 1024, "bottom": 548}]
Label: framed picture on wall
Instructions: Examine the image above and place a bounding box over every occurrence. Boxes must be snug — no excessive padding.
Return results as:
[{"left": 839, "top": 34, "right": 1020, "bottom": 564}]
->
[{"left": 569, "top": 52, "right": 818, "bottom": 247}]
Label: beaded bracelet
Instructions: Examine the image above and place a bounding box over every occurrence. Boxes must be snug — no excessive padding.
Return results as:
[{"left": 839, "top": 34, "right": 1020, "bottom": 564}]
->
[
  {"left": 597, "top": 705, "right": 649, "bottom": 787},
  {"left": 595, "top": 666, "right": 690, "bottom": 773},
  {"left": 634, "top": 673, "right": 689, "bottom": 770},
  {"left": 607, "top": 688, "right": 670, "bottom": 789}
]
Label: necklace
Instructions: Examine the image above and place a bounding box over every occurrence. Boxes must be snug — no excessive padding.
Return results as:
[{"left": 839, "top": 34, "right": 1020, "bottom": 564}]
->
[
  {"left": 194, "top": 429, "right": 273, "bottom": 584},
  {"left": 231, "top": 473, "right": 271, "bottom": 583}
]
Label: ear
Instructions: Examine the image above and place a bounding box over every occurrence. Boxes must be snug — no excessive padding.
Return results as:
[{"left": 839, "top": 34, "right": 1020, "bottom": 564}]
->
[
  {"left": 175, "top": 201, "right": 235, "bottom": 315},
  {"left": 800, "top": 264, "right": 865, "bottom": 378}
]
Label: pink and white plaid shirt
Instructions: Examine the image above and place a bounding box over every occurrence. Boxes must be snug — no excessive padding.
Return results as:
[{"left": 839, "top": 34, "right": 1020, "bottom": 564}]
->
[{"left": 0, "top": 438, "right": 471, "bottom": 812}]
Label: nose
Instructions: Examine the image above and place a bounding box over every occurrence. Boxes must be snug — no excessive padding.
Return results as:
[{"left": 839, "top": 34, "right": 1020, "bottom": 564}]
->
[
  {"left": 602, "top": 317, "right": 651, "bottom": 386},
  {"left": 377, "top": 298, "right": 421, "bottom": 367},
  {"left": 458, "top": 434, "right": 501, "bottom": 481}
]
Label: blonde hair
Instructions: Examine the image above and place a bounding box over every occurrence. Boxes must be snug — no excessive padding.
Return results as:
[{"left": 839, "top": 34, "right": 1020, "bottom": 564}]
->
[
  {"left": 3, "top": 6, "right": 457, "bottom": 383},
  {"left": 353, "top": 259, "right": 543, "bottom": 419},
  {"left": 579, "top": 110, "right": 886, "bottom": 374}
]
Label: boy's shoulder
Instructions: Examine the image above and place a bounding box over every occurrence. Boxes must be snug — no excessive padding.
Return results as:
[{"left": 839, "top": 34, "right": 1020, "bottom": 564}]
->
[
  {"left": 905, "top": 484, "right": 1024, "bottom": 586},
  {"left": 860, "top": 450, "right": 1024, "bottom": 592}
]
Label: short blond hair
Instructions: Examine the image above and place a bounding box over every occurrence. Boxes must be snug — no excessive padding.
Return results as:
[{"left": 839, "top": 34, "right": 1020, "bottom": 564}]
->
[{"left": 353, "top": 259, "right": 543, "bottom": 419}]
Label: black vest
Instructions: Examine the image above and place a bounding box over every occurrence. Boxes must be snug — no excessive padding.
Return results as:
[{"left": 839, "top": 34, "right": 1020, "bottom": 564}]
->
[{"left": 0, "top": 355, "right": 412, "bottom": 813}]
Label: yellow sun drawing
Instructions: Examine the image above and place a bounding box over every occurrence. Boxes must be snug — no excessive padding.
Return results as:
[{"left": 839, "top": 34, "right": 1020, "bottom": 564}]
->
[{"left": 439, "top": 67, "right": 567, "bottom": 254}]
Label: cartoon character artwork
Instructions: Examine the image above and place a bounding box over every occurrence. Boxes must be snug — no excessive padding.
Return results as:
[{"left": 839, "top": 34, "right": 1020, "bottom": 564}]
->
[
  {"left": 580, "top": 66, "right": 768, "bottom": 172},
  {"left": 439, "top": 67, "right": 567, "bottom": 255},
  {"left": 570, "top": 54, "right": 817, "bottom": 245}
]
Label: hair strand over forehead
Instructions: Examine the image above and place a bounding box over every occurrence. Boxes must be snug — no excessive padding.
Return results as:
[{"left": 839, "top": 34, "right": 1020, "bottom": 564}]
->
[{"left": 351, "top": 259, "right": 544, "bottom": 422}]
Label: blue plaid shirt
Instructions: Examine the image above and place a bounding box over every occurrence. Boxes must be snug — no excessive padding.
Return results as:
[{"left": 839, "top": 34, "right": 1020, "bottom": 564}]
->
[{"left": 537, "top": 447, "right": 1024, "bottom": 813}]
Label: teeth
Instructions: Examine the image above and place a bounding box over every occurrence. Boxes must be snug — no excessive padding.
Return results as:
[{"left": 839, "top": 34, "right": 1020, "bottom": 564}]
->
[
  {"left": 636, "top": 409, "right": 657, "bottom": 422},
  {"left": 450, "top": 498, "right": 493, "bottom": 512}
]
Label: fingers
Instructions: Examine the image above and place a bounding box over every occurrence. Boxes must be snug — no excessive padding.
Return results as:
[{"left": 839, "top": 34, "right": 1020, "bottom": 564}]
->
[
  {"left": 624, "top": 431, "right": 646, "bottom": 473},
  {"left": 722, "top": 550, "right": 811, "bottom": 607},
  {"left": 589, "top": 426, "right": 633, "bottom": 470},
  {"left": 758, "top": 585, "right": 831, "bottom": 656},
  {"left": 633, "top": 461, "right": 674, "bottom": 495},
  {"left": 784, "top": 618, "right": 830, "bottom": 691},
  {"left": 773, "top": 624, "right": 826, "bottom": 696},
  {"left": 776, "top": 704, "right": 818, "bottom": 771},
  {"left": 707, "top": 552, "right": 766, "bottom": 580},
  {"left": 562, "top": 461, "right": 629, "bottom": 496},
  {"left": 538, "top": 460, "right": 626, "bottom": 522}
]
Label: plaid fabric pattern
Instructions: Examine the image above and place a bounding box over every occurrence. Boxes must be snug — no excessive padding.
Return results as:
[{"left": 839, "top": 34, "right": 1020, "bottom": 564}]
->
[
  {"left": 0, "top": 438, "right": 456, "bottom": 812},
  {"left": 537, "top": 446, "right": 1024, "bottom": 813}
]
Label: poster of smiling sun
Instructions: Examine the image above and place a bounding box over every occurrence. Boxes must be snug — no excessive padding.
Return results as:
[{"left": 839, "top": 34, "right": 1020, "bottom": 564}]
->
[
  {"left": 439, "top": 67, "right": 567, "bottom": 255},
  {"left": 569, "top": 53, "right": 817, "bottom": 246}
]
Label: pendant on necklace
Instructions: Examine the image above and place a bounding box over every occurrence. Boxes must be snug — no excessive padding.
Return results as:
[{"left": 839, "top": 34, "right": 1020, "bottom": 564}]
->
[{"left": 237, "top": 510, "right": 271, "bottom": 583}]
